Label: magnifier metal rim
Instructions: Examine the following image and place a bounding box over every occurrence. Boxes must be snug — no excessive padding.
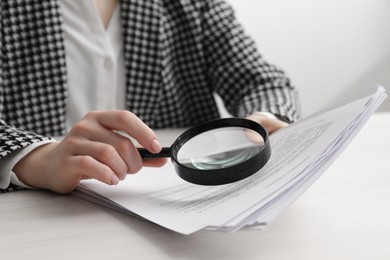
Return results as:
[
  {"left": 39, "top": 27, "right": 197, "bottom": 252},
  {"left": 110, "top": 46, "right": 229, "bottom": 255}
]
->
[{"left": 170, "top": 118, "right": 271, "bottom": 185}]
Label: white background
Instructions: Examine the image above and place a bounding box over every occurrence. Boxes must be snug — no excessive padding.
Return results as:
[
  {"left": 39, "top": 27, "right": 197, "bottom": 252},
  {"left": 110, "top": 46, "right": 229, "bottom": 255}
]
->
[{"left": 225, "top": 0, "right": 390, "bottom": 116}]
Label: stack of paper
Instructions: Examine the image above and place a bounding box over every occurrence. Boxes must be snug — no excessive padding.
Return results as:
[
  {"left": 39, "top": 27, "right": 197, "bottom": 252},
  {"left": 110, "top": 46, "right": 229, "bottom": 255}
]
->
[{"left": 73, "top": 86, "right": 387, "bottom": 235}]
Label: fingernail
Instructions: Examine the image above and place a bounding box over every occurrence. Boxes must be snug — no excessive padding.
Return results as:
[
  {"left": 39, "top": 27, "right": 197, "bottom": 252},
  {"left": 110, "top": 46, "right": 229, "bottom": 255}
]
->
[
  {"left": 111, "top": 174, "right": 120, "bottom": 185},
  {"left": 152, "top": 139, "right": 162, "bottom": 153}
]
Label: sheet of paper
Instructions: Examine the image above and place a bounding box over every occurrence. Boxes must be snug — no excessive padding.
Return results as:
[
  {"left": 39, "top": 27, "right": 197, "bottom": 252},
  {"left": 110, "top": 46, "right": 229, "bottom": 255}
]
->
[{"left": 74, "top": 86, "right": 387, "bottom": 235}]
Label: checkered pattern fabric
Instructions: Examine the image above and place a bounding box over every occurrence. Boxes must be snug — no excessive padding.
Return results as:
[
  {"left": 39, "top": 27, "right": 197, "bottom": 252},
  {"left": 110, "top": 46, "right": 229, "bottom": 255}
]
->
[{"left": 0, "top": 0, "right": 299, "bottom": 192}]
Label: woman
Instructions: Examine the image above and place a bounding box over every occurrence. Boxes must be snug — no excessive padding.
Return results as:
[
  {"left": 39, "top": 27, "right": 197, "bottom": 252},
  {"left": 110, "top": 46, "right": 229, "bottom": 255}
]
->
[{"left": 0, "top": 0, "right": 299, "bottom": 193}]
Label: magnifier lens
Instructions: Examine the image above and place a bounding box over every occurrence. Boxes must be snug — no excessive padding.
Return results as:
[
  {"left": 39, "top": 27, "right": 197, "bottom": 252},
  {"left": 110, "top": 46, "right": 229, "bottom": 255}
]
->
[
  {"left": 177, "top": 127, "right": 264, "bottom": 170},
  {"left": 138, "top": 118, "right": 270, "bottom": 185}
]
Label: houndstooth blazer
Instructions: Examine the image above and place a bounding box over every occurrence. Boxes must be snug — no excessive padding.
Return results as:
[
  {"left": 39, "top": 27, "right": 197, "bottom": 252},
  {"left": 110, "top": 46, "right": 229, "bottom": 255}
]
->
[{"left": 0, "top": 0, "right": 299, "bottom": 192}]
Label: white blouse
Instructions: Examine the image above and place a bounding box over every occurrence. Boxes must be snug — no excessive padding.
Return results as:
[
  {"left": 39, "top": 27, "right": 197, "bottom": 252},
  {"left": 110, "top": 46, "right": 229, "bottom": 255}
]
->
[{"left": 62, "top": 0, "right": 126, "bottom": 129}]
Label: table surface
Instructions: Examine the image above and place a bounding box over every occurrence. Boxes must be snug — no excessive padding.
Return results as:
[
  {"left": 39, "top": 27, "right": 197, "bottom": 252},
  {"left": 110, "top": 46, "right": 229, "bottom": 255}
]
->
[{"left": 1, "top": 113, "right": 389, "bottom": 260}]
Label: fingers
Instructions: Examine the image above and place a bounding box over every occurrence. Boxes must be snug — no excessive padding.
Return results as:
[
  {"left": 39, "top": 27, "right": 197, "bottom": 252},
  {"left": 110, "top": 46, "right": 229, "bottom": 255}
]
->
[
  {"left": 63, "top": 110, "right": 166, "bottom": 187},
  {"left": 71, "top": 155, "right": 120, "bottom": 186},
  {"left": 83, "top": 110, "right": 162, "bottom": 153},
  {"left": 246, "top": 114, "right": 288, "bottom": 134},
  {"left": 142, "top": 158, "right": 168, "bottom": 168},
  {"left": 67, "top": 139, "right": 129, "bottom": 180},
  {"left": 69, "top": 126, "right": 144, "bottom": 174}
]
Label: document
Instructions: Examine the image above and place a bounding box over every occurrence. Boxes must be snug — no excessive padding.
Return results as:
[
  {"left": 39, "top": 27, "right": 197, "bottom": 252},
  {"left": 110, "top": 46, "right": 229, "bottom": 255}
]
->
[{"left": 73, "top": 86, "right": 387, "bottom": 235}]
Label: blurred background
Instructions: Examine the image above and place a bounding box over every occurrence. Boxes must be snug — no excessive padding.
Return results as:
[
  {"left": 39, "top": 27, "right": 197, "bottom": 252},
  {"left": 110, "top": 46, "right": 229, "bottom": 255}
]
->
[{"left": 222, "top": 0, "right": 390, "bottom": 117}]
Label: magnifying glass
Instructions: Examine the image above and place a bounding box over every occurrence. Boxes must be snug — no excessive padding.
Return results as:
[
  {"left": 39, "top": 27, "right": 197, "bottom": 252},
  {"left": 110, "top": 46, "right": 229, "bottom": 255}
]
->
[{"left": 137, "top": 118, "right": 271, "bottom": 185}]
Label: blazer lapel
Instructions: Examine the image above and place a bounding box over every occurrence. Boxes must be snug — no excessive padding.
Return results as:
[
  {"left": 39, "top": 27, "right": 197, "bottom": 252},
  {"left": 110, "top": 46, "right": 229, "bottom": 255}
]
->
[{"left": 120, "top": 0, "right": 162, "bottom": 124}]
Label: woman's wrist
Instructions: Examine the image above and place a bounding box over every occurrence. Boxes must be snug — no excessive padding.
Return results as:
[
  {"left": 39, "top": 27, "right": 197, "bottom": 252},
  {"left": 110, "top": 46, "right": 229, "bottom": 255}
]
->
[{"left": 13, "top": 142, "right": 58, "bottom": 190}]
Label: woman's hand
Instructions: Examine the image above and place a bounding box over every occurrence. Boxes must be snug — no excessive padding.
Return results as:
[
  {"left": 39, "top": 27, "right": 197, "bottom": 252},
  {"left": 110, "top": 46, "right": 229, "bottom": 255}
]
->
[
  {"left": 246, "top": 113, "right": 289, "bottom": 134},
  {"left": 13, "top": 110, "right": 167, "bottom": 193}
]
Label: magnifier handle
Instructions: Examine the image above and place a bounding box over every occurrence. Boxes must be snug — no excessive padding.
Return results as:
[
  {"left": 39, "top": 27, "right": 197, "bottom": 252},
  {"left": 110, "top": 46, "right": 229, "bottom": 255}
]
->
[{"left": 137, "top": 147, "right": 171, "bottom": 158}]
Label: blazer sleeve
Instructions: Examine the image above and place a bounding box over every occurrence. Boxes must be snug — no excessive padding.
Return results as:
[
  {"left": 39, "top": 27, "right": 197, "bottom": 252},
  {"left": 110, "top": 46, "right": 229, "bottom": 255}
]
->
[
  {"left": 0, "top": 8, "right": 52, "bottom": 193},
  {"left": 202, "top": 0, "right": 300, "bottom": 122}
]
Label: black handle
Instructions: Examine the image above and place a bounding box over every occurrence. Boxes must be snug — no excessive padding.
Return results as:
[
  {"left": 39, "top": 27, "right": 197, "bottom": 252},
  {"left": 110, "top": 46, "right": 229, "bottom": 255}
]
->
[{"left": 137, "top": 147, "right": 171, "bottom": 158}]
